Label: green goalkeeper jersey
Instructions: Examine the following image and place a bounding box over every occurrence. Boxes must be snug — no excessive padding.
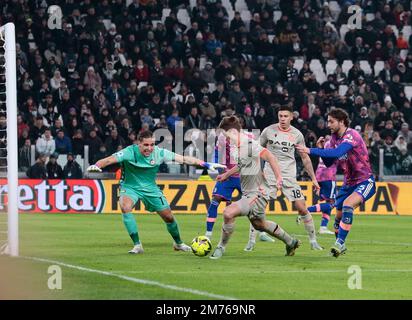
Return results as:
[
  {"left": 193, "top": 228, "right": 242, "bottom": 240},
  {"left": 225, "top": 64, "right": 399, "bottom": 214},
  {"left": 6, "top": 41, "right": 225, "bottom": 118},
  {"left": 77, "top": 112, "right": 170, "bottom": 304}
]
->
[{"left": 113, "top": 145, "right": 175, "bottom": 197}]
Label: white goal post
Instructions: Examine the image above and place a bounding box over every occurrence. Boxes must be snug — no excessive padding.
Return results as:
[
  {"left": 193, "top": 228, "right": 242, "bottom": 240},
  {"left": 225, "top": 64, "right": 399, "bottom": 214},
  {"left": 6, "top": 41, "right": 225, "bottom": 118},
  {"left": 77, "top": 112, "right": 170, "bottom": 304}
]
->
[{"left": 0, "top": 23, "right": 18, "bottom": 257}]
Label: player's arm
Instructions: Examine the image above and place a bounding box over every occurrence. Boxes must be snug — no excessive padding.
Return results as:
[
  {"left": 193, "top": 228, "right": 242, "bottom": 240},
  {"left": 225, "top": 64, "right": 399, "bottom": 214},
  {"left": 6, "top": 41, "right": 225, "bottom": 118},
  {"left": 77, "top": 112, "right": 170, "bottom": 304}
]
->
[
  {"left": 216, "top": 165, "right": 239, "bottom": 182},
  {"left": 174, "top": 154, "right": 226, "bottom": 171},
  {"left": 87, "top": 155, "right": 118, "bottom": 172},
  {"left": 259, "top": 148, "right": 283, "bottom": 188},
  {"left": 259, "top": 127, "right": 268, "bottom": 147},
  {"left": 295, "top": 143, "right": 353, "bottom": 166}
]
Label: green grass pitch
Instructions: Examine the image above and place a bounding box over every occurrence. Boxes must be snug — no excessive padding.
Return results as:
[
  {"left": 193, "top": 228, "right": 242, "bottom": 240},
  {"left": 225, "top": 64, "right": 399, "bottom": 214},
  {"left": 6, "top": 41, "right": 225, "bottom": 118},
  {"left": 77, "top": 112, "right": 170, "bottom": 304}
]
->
[{"left": 1, "top": 213, "right": 412, "bottom": 299}]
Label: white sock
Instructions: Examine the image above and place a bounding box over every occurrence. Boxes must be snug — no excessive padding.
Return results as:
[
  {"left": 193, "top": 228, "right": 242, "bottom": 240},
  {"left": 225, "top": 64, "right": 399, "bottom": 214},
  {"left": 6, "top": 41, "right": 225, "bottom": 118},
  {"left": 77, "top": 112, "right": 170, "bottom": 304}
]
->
[
  {"left": 301, "top": 213, "right": 317, "bottom": 241},
  {"left": 248, "top": 223, "right": 257, "bottom": 244}
]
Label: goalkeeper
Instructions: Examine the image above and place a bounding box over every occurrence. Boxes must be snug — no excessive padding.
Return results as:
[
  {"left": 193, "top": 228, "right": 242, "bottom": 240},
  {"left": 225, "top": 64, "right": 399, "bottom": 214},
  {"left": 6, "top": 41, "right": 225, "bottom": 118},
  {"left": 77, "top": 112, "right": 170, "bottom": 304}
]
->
[{"left": 87, "top": 130, "right": 225, "bottom": 254}]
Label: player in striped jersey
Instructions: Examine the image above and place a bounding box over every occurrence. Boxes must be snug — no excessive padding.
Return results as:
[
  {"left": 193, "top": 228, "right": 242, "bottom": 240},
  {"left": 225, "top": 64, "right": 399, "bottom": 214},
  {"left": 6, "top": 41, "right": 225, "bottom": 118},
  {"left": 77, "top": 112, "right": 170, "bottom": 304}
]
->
[{"left": 296, "top": 108, "right": 376, "bottom": 257}]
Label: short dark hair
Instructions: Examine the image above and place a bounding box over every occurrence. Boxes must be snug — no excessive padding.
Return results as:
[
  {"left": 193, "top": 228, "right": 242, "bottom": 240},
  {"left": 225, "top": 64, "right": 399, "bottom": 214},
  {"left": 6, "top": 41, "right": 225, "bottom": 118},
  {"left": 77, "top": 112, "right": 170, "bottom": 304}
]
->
[
  {"left": 328, "top": 108, "right": 350, "bottom": 127},
  {"left": 138, "top": 130, "right": 154, "bottom": 141},
  {"left": 217, "top": 115, "right": 242, "bottom": 131},
  {"left": 277, "top": 105, "right": 293, "bottom": 113}
]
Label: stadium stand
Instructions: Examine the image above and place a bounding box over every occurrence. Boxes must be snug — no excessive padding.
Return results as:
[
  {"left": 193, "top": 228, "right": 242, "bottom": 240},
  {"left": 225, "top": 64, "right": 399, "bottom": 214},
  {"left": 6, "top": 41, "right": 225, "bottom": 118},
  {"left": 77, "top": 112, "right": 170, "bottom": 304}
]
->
[{"left": 0, "top": 0, "right": 411, "bottom": 178}]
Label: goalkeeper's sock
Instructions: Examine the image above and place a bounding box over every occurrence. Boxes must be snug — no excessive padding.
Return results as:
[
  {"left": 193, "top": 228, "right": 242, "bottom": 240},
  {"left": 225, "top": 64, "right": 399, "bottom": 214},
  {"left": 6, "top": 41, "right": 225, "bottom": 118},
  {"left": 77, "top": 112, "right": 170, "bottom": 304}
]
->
[
  {"left": 166, "top": 220, "right": 183, "bottom": 245},
  {"left": 265, "top": 221, "right": 293, "bottom": 246},
  {"left": 206, "top": 199, "right": 219, "bottom": 233},
  {"left": 300, "top": 213, "right": 317, "bottom": 241},
  {"left": 336, "top": 206, "right": 353, "bottom": 245},
  {"left": 218, "top": 223, "right": 234, "bottom": 248},
  {"left": 122, "top": 213, "right": 140, "bottom": 245}
]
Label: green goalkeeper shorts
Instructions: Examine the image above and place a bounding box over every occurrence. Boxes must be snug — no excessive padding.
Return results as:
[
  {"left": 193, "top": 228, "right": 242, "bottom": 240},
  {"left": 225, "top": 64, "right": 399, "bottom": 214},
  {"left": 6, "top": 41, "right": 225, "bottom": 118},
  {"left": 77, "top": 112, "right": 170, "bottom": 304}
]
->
[{"left": 119, "top": 187, "right": 170, "bottom": 212}]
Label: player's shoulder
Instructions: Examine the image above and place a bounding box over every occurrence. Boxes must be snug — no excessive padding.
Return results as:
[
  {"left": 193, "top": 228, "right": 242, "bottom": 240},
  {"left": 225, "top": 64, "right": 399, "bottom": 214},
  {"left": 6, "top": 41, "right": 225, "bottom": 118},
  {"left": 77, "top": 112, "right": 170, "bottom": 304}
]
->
[
  {"left": 262, "top": 124, "right": 278, "bottom": 132},
  {"left": 343, "top": 128, "right": 361, "bottom": 144}
]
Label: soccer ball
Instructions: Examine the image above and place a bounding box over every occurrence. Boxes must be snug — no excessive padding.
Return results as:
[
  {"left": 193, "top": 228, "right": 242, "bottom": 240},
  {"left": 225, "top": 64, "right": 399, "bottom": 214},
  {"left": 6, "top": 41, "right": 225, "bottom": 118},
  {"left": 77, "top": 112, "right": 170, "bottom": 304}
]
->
[{"left": 190, "top": 236, "right": 212, "bottom": 257}]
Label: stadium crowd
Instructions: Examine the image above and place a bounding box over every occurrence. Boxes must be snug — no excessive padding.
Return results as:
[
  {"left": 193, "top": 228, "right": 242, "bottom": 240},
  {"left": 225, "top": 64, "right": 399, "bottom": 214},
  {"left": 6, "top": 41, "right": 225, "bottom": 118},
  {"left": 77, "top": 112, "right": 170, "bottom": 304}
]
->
[{"left": 1, "top": 0, "right": 412, "bottom": 178}]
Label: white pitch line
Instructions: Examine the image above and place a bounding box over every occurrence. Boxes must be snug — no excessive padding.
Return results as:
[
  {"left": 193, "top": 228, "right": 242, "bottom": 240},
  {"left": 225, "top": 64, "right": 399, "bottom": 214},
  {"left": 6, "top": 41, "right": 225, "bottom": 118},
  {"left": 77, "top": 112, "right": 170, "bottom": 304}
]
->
[
  {"left": 21, "top": 256, "right": 237, "bottom": 300},
  {"left": 110, "top": 269, "right": 412, "bottom": 274},
  {"left": 294, "top": 234, "right": 412, "bottom": 247}
]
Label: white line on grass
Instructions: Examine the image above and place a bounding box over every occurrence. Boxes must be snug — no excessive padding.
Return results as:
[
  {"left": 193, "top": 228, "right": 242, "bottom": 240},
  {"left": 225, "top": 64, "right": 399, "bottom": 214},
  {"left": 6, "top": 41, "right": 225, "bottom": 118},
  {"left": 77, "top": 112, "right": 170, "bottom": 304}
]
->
[
  {"left": 21, "top": 256, "right": 237, "bottom": 300},
  {"left": 294, "top": 235, "right": 412, "bottom": 247},
  {"left": 109, "top": 269, "right": 412, "bottom": 274}
]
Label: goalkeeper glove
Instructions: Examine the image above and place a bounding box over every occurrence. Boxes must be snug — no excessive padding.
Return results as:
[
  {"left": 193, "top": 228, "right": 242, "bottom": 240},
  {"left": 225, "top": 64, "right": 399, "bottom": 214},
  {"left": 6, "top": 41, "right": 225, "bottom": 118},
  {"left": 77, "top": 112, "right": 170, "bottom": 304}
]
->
[
  {"left": 199, "top": 161, "right": 226, "bottom": 171},
  {"left": 86, "top": 164, "right": 102, "bottom": 173}
]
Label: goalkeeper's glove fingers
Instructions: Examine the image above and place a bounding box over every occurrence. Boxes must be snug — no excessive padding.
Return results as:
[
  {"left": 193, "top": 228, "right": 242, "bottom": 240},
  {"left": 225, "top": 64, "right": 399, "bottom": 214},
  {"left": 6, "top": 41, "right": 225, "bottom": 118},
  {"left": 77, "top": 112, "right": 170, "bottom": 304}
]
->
[{"left": 86, "top": 164, "right": 102, "bottom": 173}]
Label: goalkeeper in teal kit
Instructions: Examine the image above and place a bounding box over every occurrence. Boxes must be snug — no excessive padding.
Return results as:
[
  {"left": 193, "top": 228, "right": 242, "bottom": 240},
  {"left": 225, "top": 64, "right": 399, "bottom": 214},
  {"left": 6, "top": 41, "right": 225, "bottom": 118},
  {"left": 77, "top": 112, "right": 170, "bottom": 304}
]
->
[{"left": 87, "top": 130, "right": 225, "bottom": 254}]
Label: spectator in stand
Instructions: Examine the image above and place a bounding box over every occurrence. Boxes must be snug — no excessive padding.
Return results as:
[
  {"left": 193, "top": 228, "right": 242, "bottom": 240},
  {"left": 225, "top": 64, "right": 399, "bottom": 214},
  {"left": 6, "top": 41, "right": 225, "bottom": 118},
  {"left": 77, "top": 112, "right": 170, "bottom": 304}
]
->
[
  {"left": 54, "top": 130, "right": 73, "bottom": 155},
  {"left": 46, "top": 153, "right": 64, "bottom": 179},
  {"left": 26, "top": 153, "right": 47, "bottom": 179},
  {"left": 19, "top": 138, "right": 32, "bottom": 172},
  {"left": 63, "top": 153, "right": 83, "bottom": 179},
  {"left": 35, "top": 128, "right": 55, "bottom": 158}
]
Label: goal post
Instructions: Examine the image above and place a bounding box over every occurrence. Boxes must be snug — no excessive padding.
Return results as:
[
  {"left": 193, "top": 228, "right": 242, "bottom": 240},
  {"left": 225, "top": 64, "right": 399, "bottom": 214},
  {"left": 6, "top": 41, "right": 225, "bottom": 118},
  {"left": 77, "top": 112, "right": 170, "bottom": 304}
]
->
[{"left": 0, "top": 23, "right": 18, "bottom": 257}]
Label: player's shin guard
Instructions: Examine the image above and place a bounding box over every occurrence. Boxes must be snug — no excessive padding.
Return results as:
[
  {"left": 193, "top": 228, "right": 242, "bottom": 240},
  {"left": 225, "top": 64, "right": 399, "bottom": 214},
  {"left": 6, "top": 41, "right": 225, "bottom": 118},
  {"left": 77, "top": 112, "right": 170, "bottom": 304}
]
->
[
  {"left": 301, "top": 213, "right": 317, "bottom": 241},
  {"left": 218, "top": 223, "right": 234, "bottom": 248},
  {"left": 336, "top": 206, "right": 353, "bottom": 245},
  {"left": 266, "top": 221, "right": 293, "bottom": 246},
  {"left": 166, "top": 220, "right": 183, "bottom": 245},
  {"left": 206, "top": 200, "right": 219, "bottom": 233},
  {"left": 122, "top": 213, "right": 140, "bottom": 245}
]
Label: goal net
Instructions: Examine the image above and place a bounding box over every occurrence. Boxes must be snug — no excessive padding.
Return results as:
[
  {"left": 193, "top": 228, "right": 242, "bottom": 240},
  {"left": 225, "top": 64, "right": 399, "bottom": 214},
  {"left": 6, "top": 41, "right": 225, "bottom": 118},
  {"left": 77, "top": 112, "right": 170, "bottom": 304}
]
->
[{"left": 0, "top": 23, "right": 18, "bottom": 257}]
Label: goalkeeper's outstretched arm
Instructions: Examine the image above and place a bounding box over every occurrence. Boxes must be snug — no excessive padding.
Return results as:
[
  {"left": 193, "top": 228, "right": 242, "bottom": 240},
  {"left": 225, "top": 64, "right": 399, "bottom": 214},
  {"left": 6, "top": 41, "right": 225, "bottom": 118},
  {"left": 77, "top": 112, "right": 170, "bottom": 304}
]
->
[
  {"left": 174, "top": 154, "right": 226, "bottom": 171},
  {"left": 87, "top": 155, "right": 118, "bottom": 172}
]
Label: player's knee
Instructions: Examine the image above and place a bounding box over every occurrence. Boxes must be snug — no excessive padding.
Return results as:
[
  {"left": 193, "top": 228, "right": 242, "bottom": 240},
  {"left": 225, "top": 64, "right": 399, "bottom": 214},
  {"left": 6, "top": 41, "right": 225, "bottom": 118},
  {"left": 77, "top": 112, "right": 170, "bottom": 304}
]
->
[
  {"left": 251, "top": 219, "right": 264, "bottom": 231},
  {"left": 212, "top": 195, "right": 223, "bottom": 203},
  {"left": 297, "top": 207, "right": 308, "bottom": 215},
  {"left": 120, "top": 204, "right": 134, "bottom": 213},
  {"left": 223, "top": 208, "right": 234, "bottom": 220},
  {"left": 162, "top": 214, "right": 174, "bottom": 223}
]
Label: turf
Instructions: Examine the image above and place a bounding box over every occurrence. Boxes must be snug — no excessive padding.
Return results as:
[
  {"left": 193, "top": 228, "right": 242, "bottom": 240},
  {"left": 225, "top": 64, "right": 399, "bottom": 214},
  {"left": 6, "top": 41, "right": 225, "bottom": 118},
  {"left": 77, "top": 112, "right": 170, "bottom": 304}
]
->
[{"left": 1, "top": 213, "right": 412, "bottom": 299}]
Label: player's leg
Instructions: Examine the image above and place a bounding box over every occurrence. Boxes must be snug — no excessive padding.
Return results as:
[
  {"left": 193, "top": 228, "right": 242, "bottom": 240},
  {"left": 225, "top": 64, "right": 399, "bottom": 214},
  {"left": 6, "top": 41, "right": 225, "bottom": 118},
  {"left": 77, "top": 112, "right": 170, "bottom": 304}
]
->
[
  {"left": 294, "top": 199, "right": 323, "bottom": 250},
  {"left": 245, "top": 184, "right": 276, "bottom": 250},
  {"left": 207, "top": 180, "right": 231, "bottom": 239},
  {"left": 307, "top": 201, "right": 335, "bottom": 234},
  {"left": 210, "top": 200, "right": 243, "bottom": 259},
  {"left": 119, "top": 194, "right": 143, "bottom": 254},
  {"left": 250, "top": 217, "right": 301, "bottom": 256},
  {"left": 332, "top": 178, "right": 376, "bottom": 257},
  {"left": 157, "top": 207, "right": 191, "bottom": 252}
]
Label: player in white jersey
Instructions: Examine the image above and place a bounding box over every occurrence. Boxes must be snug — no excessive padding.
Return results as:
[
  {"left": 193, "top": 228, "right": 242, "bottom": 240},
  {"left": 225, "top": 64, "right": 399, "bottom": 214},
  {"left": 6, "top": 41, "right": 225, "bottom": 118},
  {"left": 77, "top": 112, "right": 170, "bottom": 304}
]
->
[
  {"left": 253, "top": 105, "right": 323, "bottom": 250},
  {"left": 210, "top": 116, "right": 301, "bottom": 259}
]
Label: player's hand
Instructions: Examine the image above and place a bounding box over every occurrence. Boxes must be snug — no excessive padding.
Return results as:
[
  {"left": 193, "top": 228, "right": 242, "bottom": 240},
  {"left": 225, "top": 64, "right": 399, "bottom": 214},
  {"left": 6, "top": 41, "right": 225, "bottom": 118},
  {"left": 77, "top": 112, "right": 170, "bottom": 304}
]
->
[
  {"left": 295, "top": 144, "right": 310, "bottom": 154},
  {"left": 313, "top": 180, "right": 321, "bottom": 196},
  {"left": 200, "top": 161, "right": 227, "bottom": 171},
  {"left": 216, "top": 174, "right": 226, "bottom": 182},
  {"left": 86, "top": 164, "right": 102, "bottom": 173},
  {"left": 316, "top": 137, "right": 326, "bottom": 148},
  {"left": 276, "top": 177, "right": 283, "bottom": 190}
]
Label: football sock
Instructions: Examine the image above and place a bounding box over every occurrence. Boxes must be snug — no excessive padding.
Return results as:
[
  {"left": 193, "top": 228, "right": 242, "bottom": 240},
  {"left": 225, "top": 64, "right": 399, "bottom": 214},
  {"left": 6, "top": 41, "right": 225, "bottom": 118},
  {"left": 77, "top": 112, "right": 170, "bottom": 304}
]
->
[
  {"left": 218, "top": 223, "right": 234, "bottom": 248},
  {"left": 334, "top": 216, "right": 342, "bottom": 239},
  {"left": 206, "top": 199, "right": 219, "bottom": 233},
  {"left": 122, "top": 213, "right": 140, "bottom": 245},
  {"left": 166, "top": 220, "right": 183, "bottom": 245},
  {"left": 248, "top": 223, "right": 257, "bottom": 244},
  {"left": 300, "top": 213, "right": 317, "bottom": 241},
  {"left": 308, "top": 203, "right": 333, "bottom": 227},
  {"left": 265, "top": 221, "right": 293, "bottom": 246},
  {"left": 336, "top": 206, "right": 354, "bottom": 245}
]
